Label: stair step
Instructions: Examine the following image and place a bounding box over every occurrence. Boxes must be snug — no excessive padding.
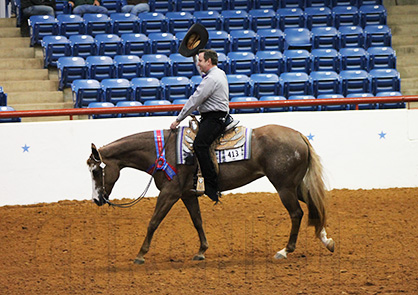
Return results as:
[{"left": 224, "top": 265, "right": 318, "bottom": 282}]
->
[
  {"left": 10, "top": 102, "right": 74, "bottom": 111},
  {"left": 0, "top": 80, "right": 59, "bottom": 92},
  {"left": 0, "top": 69, "right": 49, "bottom": 81},
  {"left": 387, "top": 4, "right": 418, "bottom": 15},
  {"left": 402, "top": 89, "right": 418, "bottom": 96},
  {"left": 0, "top": 58, "right": 43, "bottom": 69},
  {"left": 7, "top": 91, "right": 65, "bottom": 104},
  {"left": 388, "top": 15, "right": 418, "bottom": 25},
  {"left": 21, "top": 116, "right": 73, "bottom": 122},
  {"left": 401, "top": 78, "right": 418, "bottom": 90},
  {"left": 0, "top": 27, "right": 21, "bottom": 38},
  {"left": 0, "top": 47, "right": 35, "bottom": 58},
  {"left": 393, "top": 45, "right": 418, "bottom": 56},
  {"left": 0, "top": 37, "right": 30, "bottom": 48},
  {"left": 390, "top": 24, "right": 418, "bottom": 36},
  {"left": 398, "top": 66, "right": 418, "bottom": 79},
  {"left": 392, "top": 35, "right": 418, "bottom": 47},
  {"left": 0, "top": 18, "right": 17, "bottom": 27},
  {"left": 397, "top": 56, "right": 418, "bottom": 66}
]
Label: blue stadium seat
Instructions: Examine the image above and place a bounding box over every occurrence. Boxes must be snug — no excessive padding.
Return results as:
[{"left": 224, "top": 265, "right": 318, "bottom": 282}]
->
[
  {"left": 57, "top": 14, "right": 86, "bottom": 37},
  {"left": 86, "top": 55, "right": 116, "bottom": 81},
  {"left": 176, "top": 0, "right": 203, "bottom": 12},
  {"left": 55, "top": 0, "right": 72, "bottom": 15},
  {"left": 312, "top": 26, "right": 340, "bottom": 49},
  {"left": 311, "top": 48, "right": 340, "bottom": 72},
  {"left": 101, "top": 0, "right": 123, "bottom": 13},
  {"left": 41, "top": 35, "right": 72, "bottom": 68},
  {"left": 161, "top": 76, "right": 193, "bottom": 101},
  {"left": 190, "top": 75, "right": 203, "bottom": 91},
  {"left": 83, "top": 13, "right": 113, "bottom": 37},
  {"left": 339, "top": 25, "right": 365, "bottom": 48},
  {"left": 230, "top": 96, "right": 260, "bottom": 114},
  {"left": 221, "top": 10, "right": 250, "bottom": 32},
  {"left": 359, "top": 4, "right": 387, "bottom": 28},
  {"left": 228, "top": 51, "right": 257, "bottom": 75},
  {"left": 340, "top": 70, "right": 371, "bottom": 96},
  {"left": 254, "top": 0, "right": 279, "bottom": 10},
  {"left": 95, "top": 34, "right": 124, "bottom": 57},
  {"left": 367, "top": 46, "right": 396, "bottom": 70},
  {"left": 332, "top": 0, "right": 358, "bottom": 7},
  {"left": 217, "top": 52, "right": 230, "bottom": 73},
  {"left": 101, "top": 78, "right": 133, "bottom": 104},
  {"left": 137, "top": 12, "right": 168, "bottom": 34},
  {"left": 257, "top": 28, "right": 285, "bottom": 52},
  {"left": 332, "top": 6, "right": 359, "bottom": 28},
  {"left": 276, "top": 8, "right": 305, "bottom": 31},
  {"left": 370, "top": 68, "right": 401, "bottom": 95},
  {"left": 0, "top": 87, "right": 7, "bottom": 106},
  {"left": 149, "top": 0, "right": 176, "bottom": 12},
  {"left": 250, "top": 73, "right": 281, "bottom": 98},
  {"left": 206, "top": 30, "right": 231, "bottom": 54},
  {"left": 193, "top": 10, "right": 223, "bottom": 31},
  {"left": 306, "top": 0, "right": 332, "bottom": 7},
  {"left": 284, "top": 28, "right": 312, "bottom": 50},
  {"left": 227, "top": 74, "right": 252, "bottom": 98},
  {"left": 229, "top": 0, "right": 254, "bottom": 11},
  {"left": 148, "top": 32, "right": 178, "bottom": 56},
  {"left": 259, "top": 95, "right": 288, "bottom": 112},
  {"left": 110, "top": 13, "right": 140, "bottom": 36},
  {"left": 114, "top": 55, "right": 142, "bottom": 80},
  {"left": 280, "top": 72, "right": 311, "bottom": 98},
  {"left": 71, "top": 79, "right": 102, "bottom": 108},
  {"left": 346, "top": 92, "right": 376, "bottom": 110},
  {"left": 359, "top": 0, "right": 382, "bottom": 5},
  {"left": 310, "top": 70, "right": 341, "bottom": 97},
  {"left": 249, "top": 9, "right": 276, "bottom": 31},
  {"left": 340, "top": 47, "right": 369, "bottom": 71},
  {"left": 288, "top": 95, "right": 317, "bottom": 111},
  {"left": 364, "top": 25, "right": 391, "bottom": 48},
  {"left": 174, "top": 31, "right": 188, "bottom": 49},
  {"left": 69, "top": 34, "right": 97, "bottom": 58},
  {"left": 29, "top": 15, "right": 59, "bottom": 46},
  {"left": 304, "top": 6, "right": 333, "bottom": 29},
  {"left": 317, "top": 94, "right": 347, "bottom": 111},
  {"left": 121, "top": 33, "right": 150, "bottom": 56},
  {"left": 87, "top": 102, "right": 117, "bottom": 119},
  {"left": 166, "top": 12, "right": 195, "bottom": 34},
  {"left": 131, "top": 77, "right": 162, "bottom": 102},
  {"left": 230, "top": 29, "right": 258, "bottom": 52},
  {"left": 284, "top": 49, "right": 312, "bottom": 73},
  {"left": 116, "top": 101, "right": 144, "bottom": 117},
  {"left": 281, "top": 0, "right": 305, "bottom": 8},
  {"left": 375, "top": 91, "right": 404, "bottom": 109},
  {"left": 141, "top": 54, "right": 171, "bottom": 78},
  {"left": 0, "top": 106, "right": 21, "bottom": 123},
  {"left": 202, "top": 0, "right": 229, "bottom": 11},
  {"left": 256, "top": 50, "right": 284, "bottom": 75},
  {"left": 57, "top": 56, "right": 88, "bottom": 90},
  {"left": 143, "top": 99, "right": 172, "bottom": 116},
  {"left": 169, "top": 53, "right": 199, "bottom": 77}
]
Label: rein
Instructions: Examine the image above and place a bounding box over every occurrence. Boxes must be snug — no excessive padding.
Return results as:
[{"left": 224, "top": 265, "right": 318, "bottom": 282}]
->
[{"left": 98, "top": 130, "right": 174, "bottom": 208}]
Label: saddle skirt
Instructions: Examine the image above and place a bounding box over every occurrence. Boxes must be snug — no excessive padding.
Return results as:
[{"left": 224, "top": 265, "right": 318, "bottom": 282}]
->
[{"left": 176, "top": 125, "right": 252, "bottom": 165}]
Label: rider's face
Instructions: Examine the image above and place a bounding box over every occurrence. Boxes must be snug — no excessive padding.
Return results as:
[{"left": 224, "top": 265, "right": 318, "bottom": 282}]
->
[{"left": 197, "top": 52, "right": 212, "bottom": 73}]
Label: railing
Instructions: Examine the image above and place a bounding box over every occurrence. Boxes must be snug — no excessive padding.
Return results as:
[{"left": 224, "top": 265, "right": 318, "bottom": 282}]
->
[{"left": 0, "top": 95, "right": 417, "bottom": 120}]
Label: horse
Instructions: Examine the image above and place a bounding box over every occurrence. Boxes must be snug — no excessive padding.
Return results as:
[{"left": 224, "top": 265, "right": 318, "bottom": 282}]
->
[{"left": 87, "top": 124, "right": 335, "bottom": 264}]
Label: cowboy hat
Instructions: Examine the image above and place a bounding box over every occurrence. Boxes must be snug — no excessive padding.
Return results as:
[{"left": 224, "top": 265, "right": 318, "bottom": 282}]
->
[{"left": 178, "top": 23, "right": 209, "bottom": 57}]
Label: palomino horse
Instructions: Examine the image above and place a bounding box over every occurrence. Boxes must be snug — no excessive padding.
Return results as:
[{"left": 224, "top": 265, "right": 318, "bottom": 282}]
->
[{"left": 87, "top": 124, "right": 335, "bottom": 264}]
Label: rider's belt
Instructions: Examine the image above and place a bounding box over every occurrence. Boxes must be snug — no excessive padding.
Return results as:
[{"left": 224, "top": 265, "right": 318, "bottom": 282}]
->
[{"left": 200, "top": 111, "right": 228, "bottom": 120}]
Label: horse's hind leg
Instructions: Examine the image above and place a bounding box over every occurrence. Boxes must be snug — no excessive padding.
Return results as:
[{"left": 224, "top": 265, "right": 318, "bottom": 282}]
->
[
  {"left": 181, "top": 196, "right": 209, "bottom": 261},
  {"left": 274, "top": 187, "right": 304, "bottom": 259}
]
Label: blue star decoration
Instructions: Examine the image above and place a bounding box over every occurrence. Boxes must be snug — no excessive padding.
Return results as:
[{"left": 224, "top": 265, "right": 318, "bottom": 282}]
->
[
  {"left": 378, "top": 131, "right": 387, "bottom": 139},
  {"left": 307, "top": 133, "right": 315, "bottom": 141},
  {"left": 22, "top": 144, "right": 30, "bottom": 152}
]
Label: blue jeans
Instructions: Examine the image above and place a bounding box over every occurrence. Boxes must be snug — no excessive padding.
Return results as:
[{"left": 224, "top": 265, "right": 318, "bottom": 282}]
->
[
  {"left": 121, "top": 3, "right": 150, "bottom": 15},
  {"left": 73, "top": 5, "right": 108, "bottom": 16},
  {"left": 22, "top": 5, "right": 55, "bottom": 17}
]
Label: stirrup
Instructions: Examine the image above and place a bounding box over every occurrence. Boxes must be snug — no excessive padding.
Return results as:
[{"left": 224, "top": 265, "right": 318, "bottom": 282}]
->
[{"left": 224, "top": 114, "right": 239, "bottom": 132}]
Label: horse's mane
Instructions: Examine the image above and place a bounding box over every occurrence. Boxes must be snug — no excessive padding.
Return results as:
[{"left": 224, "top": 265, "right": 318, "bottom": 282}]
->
[{"left": 100, "top": 131, "right": 154, "bottom": 158}]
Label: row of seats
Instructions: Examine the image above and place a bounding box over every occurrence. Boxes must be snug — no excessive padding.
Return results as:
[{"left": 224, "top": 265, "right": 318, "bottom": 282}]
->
[
  {"left": 70, "top": 69, "right": 400, "bottom": 108},
  {"left": 85, "top": 90, "right": 402, "bottom": 119},
  {"left": 55, "top": 46, "right": 396, "bottom": 89}
]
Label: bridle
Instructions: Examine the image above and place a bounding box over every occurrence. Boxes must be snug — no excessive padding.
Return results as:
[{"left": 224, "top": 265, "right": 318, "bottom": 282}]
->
[{"left": 93, "top": 130, "right": 174, "bottom": 208}]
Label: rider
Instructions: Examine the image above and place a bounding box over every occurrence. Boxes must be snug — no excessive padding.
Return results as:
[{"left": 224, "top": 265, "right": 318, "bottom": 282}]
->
[{"left": 170, "top": 49, "right": 230, "bottom": 203}]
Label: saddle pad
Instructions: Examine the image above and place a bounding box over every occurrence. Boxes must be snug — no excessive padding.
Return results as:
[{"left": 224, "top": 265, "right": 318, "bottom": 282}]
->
[{"left": 176, "top": 126, "right": 252, "bottom": 165}]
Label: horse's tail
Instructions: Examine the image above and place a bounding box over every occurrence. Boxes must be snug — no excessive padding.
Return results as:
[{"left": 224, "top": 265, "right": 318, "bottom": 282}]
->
[{"left": 299, "top": 134, "right": 327, "bottom": 238}]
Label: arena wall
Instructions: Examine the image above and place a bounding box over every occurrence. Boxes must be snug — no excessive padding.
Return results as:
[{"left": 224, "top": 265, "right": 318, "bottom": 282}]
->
[{"left": 0, "top": 109, "right": 417, "bottom": 206}]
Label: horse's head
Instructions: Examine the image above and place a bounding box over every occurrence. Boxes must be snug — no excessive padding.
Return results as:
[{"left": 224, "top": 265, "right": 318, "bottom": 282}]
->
[{"left": 87, "top": 143, "right": 120, "bottom": 206}]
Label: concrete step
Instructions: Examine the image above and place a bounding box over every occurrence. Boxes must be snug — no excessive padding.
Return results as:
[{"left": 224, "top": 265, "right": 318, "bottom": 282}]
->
[
  {"left": 390, "top": 24, "right": 418, "bottom": 36},
  {"left": 0, "top": 18, "right": 17, "bottom": 28},
  {"left": 397, "top": 56, "right": 418, "bottom": 67},
  {"left": 0, "top": 69, "right": 49, "bottom": 81},
  {"left": 401, "top": 78, "right": 418, "bottom": 90},
  {"left": 0, "top": 47, "right": 35, "bottom": 58},
  {"left": 398, "top": 66, "right": 418, "bottom": 79},
  {"left": 0, "top": 58, "right": 43, "bottom": 69},
  {"left": 0, "top": 80, "right": 59, "bottom": 92},
  {"left": 7, "top": 91, "right": 65, "bottom": 104},
  {"left": 393, "top": 45, "right": 418, "bottom": 56},
  {"left": 392, "top": 35, "right": 418, "bottom": 47},
  {"left": 0, "top": 27, "right": 21, "bottom": 38},
  {"left": 402, "top": 89, "right": 418, "bottom": 96},
  {"left": 388, "top": 15, "right": 418, "bottom": 25},
  {"left": 0, "top": 37, "right": 30, "bottom": 48},
  {"left": 21, "top": 116, "right": 73, "bottom": 122},
  {"left": 10, "top": 101, "right": 74, "bottom": 111},
  {"left": 386, "top": 4, "right": 418, "bottom": 15}
]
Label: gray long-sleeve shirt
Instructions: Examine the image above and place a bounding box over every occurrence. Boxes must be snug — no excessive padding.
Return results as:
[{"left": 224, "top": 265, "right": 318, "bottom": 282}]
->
[{"left": 176, "top": 66, "right": 229, "bottom": 122}]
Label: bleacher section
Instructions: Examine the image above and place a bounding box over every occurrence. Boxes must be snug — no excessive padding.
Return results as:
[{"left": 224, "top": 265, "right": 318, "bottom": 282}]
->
[{"left": 2, "top": 0, "right": 417, "bottom": 121}]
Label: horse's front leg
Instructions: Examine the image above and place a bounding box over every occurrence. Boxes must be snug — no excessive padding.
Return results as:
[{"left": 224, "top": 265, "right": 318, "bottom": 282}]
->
[
  {"left": 181, "top": 196, "right": 209, "bottom": 261},
  {"left": 134, "top": 191, "right": 179, "bottom": 264}
]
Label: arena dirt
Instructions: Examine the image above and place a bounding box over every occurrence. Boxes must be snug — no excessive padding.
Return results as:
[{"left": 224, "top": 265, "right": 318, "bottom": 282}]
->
[{"left": 0, "top": 188, "right": 417, "bottom": 294}]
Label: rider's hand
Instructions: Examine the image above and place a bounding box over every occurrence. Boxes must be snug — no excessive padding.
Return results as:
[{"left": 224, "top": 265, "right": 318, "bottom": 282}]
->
[{"left": 170, "top": 120, "right": 180, "bottom": 130}]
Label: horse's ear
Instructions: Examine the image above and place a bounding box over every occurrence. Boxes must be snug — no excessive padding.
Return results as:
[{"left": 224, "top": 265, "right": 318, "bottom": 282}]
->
[{"left": 91, "top": 143, "right": 101, "bottom": 162}]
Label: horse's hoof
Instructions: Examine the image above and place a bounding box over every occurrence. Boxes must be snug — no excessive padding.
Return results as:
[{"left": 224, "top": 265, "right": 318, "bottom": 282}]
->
[
  {"left": 192, "top": 254, "right": 205, "bottom": 261},
  {"left": 274, "top": 249, "right": 288, "bottom": 260},
  {"left": 326, "top": 239, "right": 335, "bottom": 253},
  {"left": 133, "top": 257, "right": 145, "bottom": 265}
]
